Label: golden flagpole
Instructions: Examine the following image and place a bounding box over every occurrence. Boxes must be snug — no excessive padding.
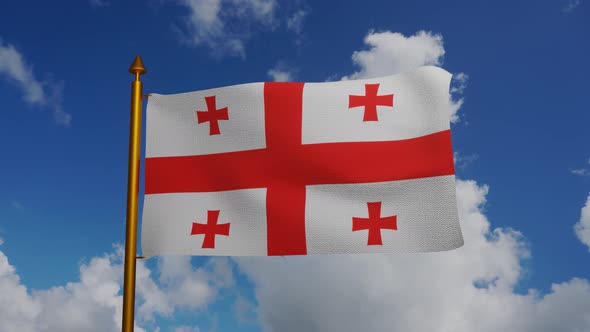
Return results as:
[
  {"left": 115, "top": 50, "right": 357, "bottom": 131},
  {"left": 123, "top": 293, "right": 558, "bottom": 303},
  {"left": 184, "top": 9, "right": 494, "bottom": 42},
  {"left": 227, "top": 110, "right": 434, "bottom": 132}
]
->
[{"left": 122, "top": 55, "right": 146, "bottom": 332}]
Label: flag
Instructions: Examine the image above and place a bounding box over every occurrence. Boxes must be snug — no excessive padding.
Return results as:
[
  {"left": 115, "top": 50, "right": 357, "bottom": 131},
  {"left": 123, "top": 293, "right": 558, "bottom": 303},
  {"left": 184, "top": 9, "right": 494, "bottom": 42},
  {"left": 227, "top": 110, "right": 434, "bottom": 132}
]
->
[{"left": 141, "top": 66, "right": 463, "bottom": 257}]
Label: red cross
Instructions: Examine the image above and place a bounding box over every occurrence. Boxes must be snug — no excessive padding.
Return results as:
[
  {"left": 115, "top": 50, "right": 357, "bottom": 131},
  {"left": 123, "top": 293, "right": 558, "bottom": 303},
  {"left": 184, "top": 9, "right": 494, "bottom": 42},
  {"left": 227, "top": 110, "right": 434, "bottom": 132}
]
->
[
  {"left": 348, "top": 83, "right": 394, "bottom": 121},
  {"left": 196, "top": 96, "right": 229, "bottom": 135},
  {"left": 146, "top": 83, "right": 454, "bottom": 255},
  {"left": 352, "top": 202, "right": 397, "bottom": 246},
  {"left": 191, "top": 210, "right": 230, "bottom": 249}
]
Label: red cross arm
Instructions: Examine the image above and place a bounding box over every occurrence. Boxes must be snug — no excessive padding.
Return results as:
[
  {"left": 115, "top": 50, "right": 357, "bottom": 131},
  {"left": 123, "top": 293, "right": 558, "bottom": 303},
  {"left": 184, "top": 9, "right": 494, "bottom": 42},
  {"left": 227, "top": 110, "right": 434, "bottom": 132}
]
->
[
  {"left": 145, "top": 130, "right": 454, "bottom": 194},
  {"left": 348, "top": 94, "right": 368, "bottom": 109},
  {"left": 196, "top": 108, "right": 229, "bottom": 123},
  {"left": 352, "top": 217, "right": 371, "bottom": 232},
  {"left": 375, "top": 94, "right": 393, "bottom": 107}
]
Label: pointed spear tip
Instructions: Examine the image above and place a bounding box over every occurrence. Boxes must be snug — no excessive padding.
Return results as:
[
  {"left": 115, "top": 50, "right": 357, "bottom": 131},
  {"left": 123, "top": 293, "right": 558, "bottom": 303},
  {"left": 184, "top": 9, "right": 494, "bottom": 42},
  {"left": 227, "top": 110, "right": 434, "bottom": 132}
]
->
[{"left": 128, "top": 55, "right": 147, "bottom": 75}]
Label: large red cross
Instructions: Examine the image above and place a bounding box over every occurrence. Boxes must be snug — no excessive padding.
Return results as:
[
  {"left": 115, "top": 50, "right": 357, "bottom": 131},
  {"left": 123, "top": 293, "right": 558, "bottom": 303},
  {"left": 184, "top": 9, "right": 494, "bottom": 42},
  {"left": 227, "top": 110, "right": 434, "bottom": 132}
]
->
[
  {"left": 348, "top": 83, "right": 394, "bottom": 121},
  {"left": 191, "top": 210, "right": 230, "bottom": 249},
  {"left": 146, "top": 83, "right": 454, "bottom": 256},
  {"left": 352, "top": 202, "right": 397, "bottom": 246},
  {"left": 196, "top": 96, "right": 229, "bottom": 135}
]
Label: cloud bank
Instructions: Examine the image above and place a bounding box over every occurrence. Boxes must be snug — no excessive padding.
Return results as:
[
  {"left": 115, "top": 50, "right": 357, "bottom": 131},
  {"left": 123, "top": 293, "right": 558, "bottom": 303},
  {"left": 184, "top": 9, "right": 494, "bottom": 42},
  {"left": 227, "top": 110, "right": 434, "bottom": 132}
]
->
[
  {"left": 234, "top": 30, "right": 590, "bottom": 332},
  {"left": 0, "top": 244, "right": 233, "bottom": 331}
]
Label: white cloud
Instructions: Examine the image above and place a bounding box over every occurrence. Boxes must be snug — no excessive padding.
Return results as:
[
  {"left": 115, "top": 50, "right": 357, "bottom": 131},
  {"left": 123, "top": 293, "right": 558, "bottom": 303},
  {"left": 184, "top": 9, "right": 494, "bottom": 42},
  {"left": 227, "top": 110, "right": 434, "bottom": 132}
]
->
[
  {"left": 286, "top": 9, "right": 308, "bottom": 46},
  {"left": 209, "top": 257, "right": 235, "bottom": 288},
  {"left": 136, "top": 257, "right": 172, "bottom": 321},
  {"left": 137, "top": 256, "right": 235, "bottom": 323},
  {"left": 343, "top": 30, "right": 445, "bottom": 80},
  {"left": 574, "top": 194, "right": 590, "bottom": 251},
  {"left": 0, "top": 41, "right": 44, "bottom": 104},
  {"left": 0, "top": 38, "right": 71, "bottom": 126},
  {"left": 233, "top": 30, "right": 590, "bottom": 332},
  {"left": 0, "top": 247, "right": 136, "bottom": 332},
  {"left": 234, "top": 294, "right": 256, "bottom": 324},
  {"left": 0, "top": 249, "right": 40, "bottom": 332},
  {"left": 449, "top": 72, "right": 469, "bottom": 123},
  {"left": 157, "top": 256, "right": 217, "bottom": 310},
  {"left": 236, "top": 179, "right": 590, "bottom": 332},
  {"left": 572, "top": 157, "right": 590, "bottom": 177},
  {"left": 342, "top": 31, "right": 466, "bottom": 123},
  {"left": 177, "top": 0, "right": 234, "bottom": 56},
  {"left": 448, "top": 97, "right": 464, "bottom": 123},
  {"left": 268, "top": 61, "right": 296, "bottom": 82},
  {"left": 454, "top": 151, "right": 478, "bottom": 170},
  {"left": 268, "top": 68, "right": 292, "bottom": 82},
  {"left": 451, "top": 72, "right": 469, "bottom": 94},
  {"left": 176, "top": 0, "right": 276, "bottom": 58},
  {"left": 563, "top": 0, "right": 582, "bottom": 12},
  {"left": 230, "top": 0, "right": 275, "bottom": 21},
  {"left": 0, "top": 245, "right": 234, "bottom": 332},
  {"left": 286, "top": 10, "right": 307, "bottom": 35}
]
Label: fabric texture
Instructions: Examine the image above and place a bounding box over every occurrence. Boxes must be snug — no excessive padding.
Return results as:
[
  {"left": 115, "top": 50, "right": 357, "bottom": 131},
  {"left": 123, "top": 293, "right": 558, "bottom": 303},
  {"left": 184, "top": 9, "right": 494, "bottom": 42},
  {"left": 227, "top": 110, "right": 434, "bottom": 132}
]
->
[{"left": 141, "top": 66, "right": 463, "bottom": 257}]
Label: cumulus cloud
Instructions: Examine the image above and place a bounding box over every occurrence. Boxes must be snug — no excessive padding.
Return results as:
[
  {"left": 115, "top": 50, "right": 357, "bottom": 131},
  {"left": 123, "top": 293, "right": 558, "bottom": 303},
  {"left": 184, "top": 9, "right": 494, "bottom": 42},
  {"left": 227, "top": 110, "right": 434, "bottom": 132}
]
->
[
  {"left": 267, "top": 61, "right": 296, "bottom": 82},
  {"left": 176, "top": 0, "right": 277, "bottom": 58},
  {"left": 236, "top": 179, "right": 590, "bottom": 332},
  {"left": 234, "top": 294, "right": 257, "bottom": 324},
  {"left": 342, "top": 30, "right": 466, "bottom": 123},
  {"left": 268, "top": 68, "right": 292, "bottom": 82},
  {"left": 343, "top": 31, "right": 445, "bottom": 80},
  {"left": 0, "top": 249, "right": 40, "bottom": 332},
  {"left": 232, "top": 30, "right": 590, "bottom": 332},
  {"left": 575, "top": 194, "right": 590, "bottom": 251},
  {"left": 0, "top": 245, "right": 234, "bottom": 331},
  {"left": 0, "top": 246, "right": 137, "bottom": 332},
  {"left": 0, "top": 38, "right": 71, "bottom": 126}
]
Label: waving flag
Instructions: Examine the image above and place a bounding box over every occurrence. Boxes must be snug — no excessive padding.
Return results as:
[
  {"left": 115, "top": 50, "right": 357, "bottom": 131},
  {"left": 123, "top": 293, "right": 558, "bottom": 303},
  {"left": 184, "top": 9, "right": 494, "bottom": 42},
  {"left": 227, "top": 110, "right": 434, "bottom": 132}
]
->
[{"left": 141, "top": 66, "right": 463, "bottom": 257}]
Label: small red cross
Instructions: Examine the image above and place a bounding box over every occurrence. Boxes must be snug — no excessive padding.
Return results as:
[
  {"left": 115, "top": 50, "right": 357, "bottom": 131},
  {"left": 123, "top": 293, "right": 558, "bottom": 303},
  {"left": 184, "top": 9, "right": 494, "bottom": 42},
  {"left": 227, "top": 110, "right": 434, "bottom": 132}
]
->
[
  {"left": 191, "top": 210, "right": 230, "bottom": 249},
  {"left": 196, "top": 96, "right": 229, "bottom": 135},
  {"left": 348, "top": 83, "right": 394, "bottom": 121},
  {"left": 352, "top": 202, "right": 397, "bottom": 246}
]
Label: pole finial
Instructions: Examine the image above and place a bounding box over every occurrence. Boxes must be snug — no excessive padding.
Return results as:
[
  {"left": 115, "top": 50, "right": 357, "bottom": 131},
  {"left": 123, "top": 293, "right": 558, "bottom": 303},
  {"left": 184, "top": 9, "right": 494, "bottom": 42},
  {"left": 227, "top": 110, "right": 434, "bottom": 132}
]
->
[{"left": 128, "top": 55, "right": 147, "bottom": 75}]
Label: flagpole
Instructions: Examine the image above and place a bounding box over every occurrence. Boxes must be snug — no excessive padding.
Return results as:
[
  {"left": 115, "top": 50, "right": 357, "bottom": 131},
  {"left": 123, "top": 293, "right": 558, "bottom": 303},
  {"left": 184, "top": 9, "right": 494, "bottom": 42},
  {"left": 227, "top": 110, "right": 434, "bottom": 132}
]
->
[{"left": 122, "top": 55, "right": 146, "bottom": 332}]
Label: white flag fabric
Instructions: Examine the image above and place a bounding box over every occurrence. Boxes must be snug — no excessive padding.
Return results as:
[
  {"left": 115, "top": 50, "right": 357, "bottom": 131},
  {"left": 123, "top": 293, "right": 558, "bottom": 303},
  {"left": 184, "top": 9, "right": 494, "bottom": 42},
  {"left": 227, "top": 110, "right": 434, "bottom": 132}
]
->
[{"left": 141, "top": 66, "right": 463, "bottom": 257}]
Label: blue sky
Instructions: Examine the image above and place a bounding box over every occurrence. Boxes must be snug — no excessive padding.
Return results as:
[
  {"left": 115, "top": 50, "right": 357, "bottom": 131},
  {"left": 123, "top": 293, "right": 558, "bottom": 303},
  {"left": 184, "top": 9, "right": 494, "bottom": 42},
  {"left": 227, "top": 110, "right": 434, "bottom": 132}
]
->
[{"left": 1, "top": 0, "right": 589, "bottom": 331}]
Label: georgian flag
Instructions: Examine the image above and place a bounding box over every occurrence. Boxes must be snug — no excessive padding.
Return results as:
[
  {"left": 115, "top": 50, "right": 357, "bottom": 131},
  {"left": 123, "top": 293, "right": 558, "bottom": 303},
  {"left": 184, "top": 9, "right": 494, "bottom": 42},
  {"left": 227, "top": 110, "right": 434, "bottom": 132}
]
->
[{"left": 141, "top": 66, "right": 463, "bottom": 257}]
